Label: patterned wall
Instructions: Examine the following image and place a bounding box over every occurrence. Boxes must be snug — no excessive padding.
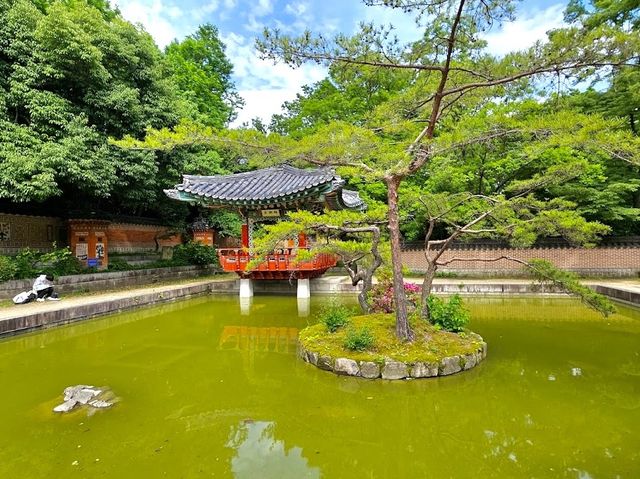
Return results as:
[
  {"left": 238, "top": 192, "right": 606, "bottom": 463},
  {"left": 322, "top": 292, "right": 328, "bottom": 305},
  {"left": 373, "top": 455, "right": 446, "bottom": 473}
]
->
[{"left": 0, "top": 214, "right": 65, "bottom": 255}]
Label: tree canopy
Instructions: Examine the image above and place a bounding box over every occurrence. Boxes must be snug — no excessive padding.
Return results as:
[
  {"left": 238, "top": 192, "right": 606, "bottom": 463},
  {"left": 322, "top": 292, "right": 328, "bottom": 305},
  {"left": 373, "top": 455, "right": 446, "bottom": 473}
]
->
[{"left": 0, "top": 0, "right": 241, "bottom": 224}]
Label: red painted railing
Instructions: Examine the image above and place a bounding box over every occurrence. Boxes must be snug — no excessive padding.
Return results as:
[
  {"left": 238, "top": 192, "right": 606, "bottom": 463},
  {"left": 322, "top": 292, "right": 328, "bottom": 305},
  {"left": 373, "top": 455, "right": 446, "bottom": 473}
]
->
[{"left": 217, "top": 248, "right": 337, "bottom": 278}]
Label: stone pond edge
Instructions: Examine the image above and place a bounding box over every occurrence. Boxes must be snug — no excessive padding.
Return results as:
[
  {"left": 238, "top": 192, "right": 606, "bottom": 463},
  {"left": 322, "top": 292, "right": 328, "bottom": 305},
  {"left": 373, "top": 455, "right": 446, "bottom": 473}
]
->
[{"left": 297, "top": 333, "right": 487, "bottom": 380}]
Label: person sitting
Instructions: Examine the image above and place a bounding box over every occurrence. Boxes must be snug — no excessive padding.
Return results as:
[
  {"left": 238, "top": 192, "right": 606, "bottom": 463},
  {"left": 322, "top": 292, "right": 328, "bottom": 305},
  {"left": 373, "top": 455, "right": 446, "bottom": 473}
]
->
[{"left": 33, "top": 274, "right": 59, "bottom": 301}]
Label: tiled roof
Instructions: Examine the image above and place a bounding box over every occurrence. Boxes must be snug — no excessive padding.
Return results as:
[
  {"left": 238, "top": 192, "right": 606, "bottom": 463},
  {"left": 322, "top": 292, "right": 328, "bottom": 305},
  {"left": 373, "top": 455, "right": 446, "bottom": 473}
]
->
[{"left": 165, "top": 165, "right": 366, "bottom": 211}]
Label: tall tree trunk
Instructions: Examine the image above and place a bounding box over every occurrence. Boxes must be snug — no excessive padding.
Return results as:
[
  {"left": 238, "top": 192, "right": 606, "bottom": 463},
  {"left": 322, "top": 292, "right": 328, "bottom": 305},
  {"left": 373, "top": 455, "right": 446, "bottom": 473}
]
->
[
  {"left": 386, "top": 176, "right": 413, "bottom": 340},
  {"left": 420, "top": 260, "right": 438, "bottom": 319}
]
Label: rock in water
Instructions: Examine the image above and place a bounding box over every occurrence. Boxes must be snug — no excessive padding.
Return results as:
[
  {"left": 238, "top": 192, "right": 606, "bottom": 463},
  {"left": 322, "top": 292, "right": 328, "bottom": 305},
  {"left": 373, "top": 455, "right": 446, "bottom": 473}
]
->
[
  {"left": 53, "top": 385, "right": 115, "bottom": 413},
  {"left": 53, "top": 400, "right": 78, "bottom": 413}
]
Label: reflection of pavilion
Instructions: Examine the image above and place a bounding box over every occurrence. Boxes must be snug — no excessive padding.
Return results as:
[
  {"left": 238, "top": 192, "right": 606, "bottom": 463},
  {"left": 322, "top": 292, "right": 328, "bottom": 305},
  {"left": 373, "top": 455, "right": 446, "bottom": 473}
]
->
[
  {"left": 165, "top": 165, "right": 365, "bottom": 298},
  {"left": 219, "top": 326, "right": 299, "bottom": 354}
]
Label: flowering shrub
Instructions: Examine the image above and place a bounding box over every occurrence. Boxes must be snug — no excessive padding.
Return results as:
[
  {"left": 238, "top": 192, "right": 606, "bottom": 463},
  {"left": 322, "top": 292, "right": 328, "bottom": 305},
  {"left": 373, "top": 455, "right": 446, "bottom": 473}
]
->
[{"left": 369, "top": 281, "right": 422, "bottom": 313}]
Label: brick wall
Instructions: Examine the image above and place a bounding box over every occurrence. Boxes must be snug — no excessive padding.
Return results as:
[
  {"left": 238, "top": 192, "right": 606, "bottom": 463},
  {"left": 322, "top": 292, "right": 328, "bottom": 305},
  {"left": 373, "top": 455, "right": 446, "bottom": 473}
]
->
[
  {"left": 0, "top": 214, "right": 65, "bottom": 255},
  {"left": 0, "top": 214, "right": 183, "bottom": 255},
  {"left": 108, "top": 223, "right": 182, "bottom": 253},
  {"left": 402, "top": 244, "right": 640, "bottom": 276}
]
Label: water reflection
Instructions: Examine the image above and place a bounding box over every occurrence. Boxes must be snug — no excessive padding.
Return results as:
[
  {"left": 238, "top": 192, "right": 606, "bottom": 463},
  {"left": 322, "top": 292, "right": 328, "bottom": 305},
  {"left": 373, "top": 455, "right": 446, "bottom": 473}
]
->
[
  {"left": 238, "top": 296, "right": 310, "bottom": 317},
  {"left": 297, "top": 297, "right": 310, "bottom": 317},
  {"left": 219, "top": 326, "right": 299, "bottom": 353},
  {"left": 239, "top": 297, "right": 252, "bottom": 315},
  {"left": 227, "top": 421, "right": 320, "bottom": 479}
]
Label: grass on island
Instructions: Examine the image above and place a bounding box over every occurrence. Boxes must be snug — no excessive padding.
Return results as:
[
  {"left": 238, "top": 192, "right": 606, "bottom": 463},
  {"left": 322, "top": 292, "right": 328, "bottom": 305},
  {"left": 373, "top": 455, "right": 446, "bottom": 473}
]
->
[{"left": 299, "top": 313, "right": 483, "bottom": 364}]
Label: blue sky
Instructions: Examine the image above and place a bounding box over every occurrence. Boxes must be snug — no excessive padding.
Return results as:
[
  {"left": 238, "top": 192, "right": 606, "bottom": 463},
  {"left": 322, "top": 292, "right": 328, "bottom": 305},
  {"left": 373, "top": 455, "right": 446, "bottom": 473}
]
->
[{"left": 115, "top": 0, "right": 568, "bottom": 127}]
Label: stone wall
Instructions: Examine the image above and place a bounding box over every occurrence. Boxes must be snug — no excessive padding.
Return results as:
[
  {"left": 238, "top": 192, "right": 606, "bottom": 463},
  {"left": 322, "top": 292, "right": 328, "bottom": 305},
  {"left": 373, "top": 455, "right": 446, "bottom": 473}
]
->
[
  {"left": 402, "top": 241, "right": 640, "bottom": 276},
  {"left": 0, "top": 265, "right": 217, "bottom": 299},
  {"left": 0, "top": 214, "right": 65, "bottom": 255},
  {"left": 298, "top": 335, "right": 487, "bottom": 380}
]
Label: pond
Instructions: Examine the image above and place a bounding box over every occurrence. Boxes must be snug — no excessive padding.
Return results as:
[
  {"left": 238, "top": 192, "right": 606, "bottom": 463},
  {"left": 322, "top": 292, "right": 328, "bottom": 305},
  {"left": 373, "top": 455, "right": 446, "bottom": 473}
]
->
[{"left": 0, "top": 295, "right": 638, "bottom": 478}]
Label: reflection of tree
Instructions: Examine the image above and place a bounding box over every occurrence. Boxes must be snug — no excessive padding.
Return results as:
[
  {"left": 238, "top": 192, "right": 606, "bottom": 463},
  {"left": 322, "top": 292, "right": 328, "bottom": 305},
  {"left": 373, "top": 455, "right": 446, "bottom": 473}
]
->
[{"left": 226, "top": 421, "right": 320, "bottom": 479}]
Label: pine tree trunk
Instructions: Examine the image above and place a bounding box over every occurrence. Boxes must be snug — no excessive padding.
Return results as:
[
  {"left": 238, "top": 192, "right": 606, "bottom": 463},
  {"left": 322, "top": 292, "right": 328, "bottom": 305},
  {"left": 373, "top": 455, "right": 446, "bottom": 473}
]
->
[
  {"left": 420, "top": 261, "right": 437, "bottom": 319},
  {"left": 358, "top": 276, "right": 372, "bottom": 314},
  {"left": 387, "top": 176, "right": 413, "bottom": 341}
]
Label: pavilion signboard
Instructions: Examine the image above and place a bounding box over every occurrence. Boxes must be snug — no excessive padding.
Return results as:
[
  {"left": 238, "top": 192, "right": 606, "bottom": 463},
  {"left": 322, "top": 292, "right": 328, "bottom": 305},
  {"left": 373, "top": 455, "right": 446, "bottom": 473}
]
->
[{"left": 260, "top": 209, "right": 280, "bottom": 218}]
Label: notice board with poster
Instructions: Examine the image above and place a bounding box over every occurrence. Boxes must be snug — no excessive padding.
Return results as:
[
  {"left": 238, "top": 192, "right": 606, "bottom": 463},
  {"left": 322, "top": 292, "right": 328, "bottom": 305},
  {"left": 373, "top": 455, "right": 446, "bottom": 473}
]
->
[{"left": 67, "top": 220, "right": 110, "bottom": 269}]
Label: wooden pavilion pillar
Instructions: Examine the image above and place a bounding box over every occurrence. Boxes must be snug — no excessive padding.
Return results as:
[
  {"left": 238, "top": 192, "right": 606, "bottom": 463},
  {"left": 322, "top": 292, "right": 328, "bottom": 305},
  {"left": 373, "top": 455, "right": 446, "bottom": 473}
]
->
[
  {"left": 241, "top": 222, "right": 249, "bottom": 248},
  {"left": 239, "top": 217, "right": 252, "bottom": 297}
]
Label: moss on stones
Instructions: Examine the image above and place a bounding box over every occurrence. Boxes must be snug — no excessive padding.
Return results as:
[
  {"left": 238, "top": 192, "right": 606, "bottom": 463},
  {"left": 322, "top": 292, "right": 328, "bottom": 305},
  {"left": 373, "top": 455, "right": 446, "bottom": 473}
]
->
[{"left": 297, "top": 313, "right": 486, "bottom": 379}]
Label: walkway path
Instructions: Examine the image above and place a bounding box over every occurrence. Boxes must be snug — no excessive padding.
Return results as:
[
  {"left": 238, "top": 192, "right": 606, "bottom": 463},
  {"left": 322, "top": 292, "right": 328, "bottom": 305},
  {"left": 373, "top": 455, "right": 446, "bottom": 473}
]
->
[{"left": 1, "top": 276, "right": 638, "bottom": 337}]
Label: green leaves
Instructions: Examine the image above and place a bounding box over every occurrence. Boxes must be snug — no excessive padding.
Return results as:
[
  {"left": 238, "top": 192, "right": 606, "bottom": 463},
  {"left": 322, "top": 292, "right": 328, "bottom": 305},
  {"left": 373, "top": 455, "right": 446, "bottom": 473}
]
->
[
  {"left": 165, "top": 24, "right": 243, "bottom": 128},
  {"left": 527, "top": 259, "right": 616, "bottom": 317}
]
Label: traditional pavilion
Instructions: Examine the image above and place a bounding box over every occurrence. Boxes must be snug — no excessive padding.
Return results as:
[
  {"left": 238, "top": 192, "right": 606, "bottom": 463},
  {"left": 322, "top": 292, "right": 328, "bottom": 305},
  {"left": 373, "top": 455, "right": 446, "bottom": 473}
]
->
[{"left": 165, "top": 165, "right": 366, "bottom": 298}]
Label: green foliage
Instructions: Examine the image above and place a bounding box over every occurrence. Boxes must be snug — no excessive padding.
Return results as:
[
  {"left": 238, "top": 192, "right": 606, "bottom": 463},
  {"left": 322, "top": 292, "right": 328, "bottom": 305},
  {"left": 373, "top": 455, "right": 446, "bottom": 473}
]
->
[
  {"left": 172, "top": 242, "right": 218, "bottom": 266},
  {"left": 38, "top": 245, "right": 83, "bottom": 276},
  {"left": 0, "top": 0, "right": 171, "bottom": 205},
  {"left": 527, "top": 259, "right": 616, "bottom": 317},
  {"left": 165, "top": 24, "right": 243, "bottom": 128},
  {"left": 12, "top": 248, "right": 40, "bottom": 279},
  {"left": 399, "top": 105, "right": 638, "bottom": 241},
  {"left": 343, "top": 326, "right": 375, "bottom": 352},
  {"left": 0, "top": 256, "right": 17, "bottom": 282},
  {"left": 317, "top": 301, "right": 352, "bottom": 333},
  {"left": 105, "top": 257, "right": 131, "bottom": 272},
  {"left": 269, "top": 63, "right": 411, "bottom": 137},
  {"left": 427, "top": 294, "right": 470, "bottom": 332},
  {"left": 208, "top": 211, "right": 242, "bottom": 238},
  {"left": 2, "top": 244, "right": 82, "bottom": 280},
  {"left": 0, "top": 1, "right": 242, "bottom": 222}
]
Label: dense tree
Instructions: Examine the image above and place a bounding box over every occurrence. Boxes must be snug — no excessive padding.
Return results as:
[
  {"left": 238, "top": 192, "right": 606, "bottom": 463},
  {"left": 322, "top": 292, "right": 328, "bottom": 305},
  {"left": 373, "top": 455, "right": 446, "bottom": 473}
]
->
[
  {"left": 112, "top": 0, "right": 638, "bottom": 338},
  {"left": 563, "top": 1, "right": 639, "bottom": 135},
  {"left": 0, "top": 0, "right": 179, "bottom": 205},
  {"left": 165, "top": 24, "right": 243, "bottom": 129},
  {"left": 0, "top": 0, "right": 241, "bottom": 224},
  {"left": 257, "top": 0, "right": 639, "bottom": 340},
  {"left": 269, "top": 61, "right": 412, "bottom": 138},
  {"left": 251, "top": 208, "right": 388, "bottom": 313}
]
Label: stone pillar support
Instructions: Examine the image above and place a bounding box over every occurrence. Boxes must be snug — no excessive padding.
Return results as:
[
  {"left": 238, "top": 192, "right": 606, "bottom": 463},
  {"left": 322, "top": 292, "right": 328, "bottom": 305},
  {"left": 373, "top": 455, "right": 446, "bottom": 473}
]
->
[
  {"left": 297, "top": 278, "right": 310, "bottom": 299},
  {"left": 239, "top": 278, "right": 253, "bottom": 298}
]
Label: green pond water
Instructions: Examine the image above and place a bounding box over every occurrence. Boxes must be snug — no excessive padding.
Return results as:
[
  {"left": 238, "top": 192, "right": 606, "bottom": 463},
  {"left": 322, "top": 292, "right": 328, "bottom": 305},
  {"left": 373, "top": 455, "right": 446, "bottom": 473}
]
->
[{"left": 0, "top": 295, "right": 639, "bottom": 478}]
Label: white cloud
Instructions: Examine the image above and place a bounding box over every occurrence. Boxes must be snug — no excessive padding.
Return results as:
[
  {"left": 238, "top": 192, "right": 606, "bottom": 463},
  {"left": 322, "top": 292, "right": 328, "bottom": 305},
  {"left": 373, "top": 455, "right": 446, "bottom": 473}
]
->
[
  {"left": 243, "top": 15, "right": 265, "bottom": 33},
  {"left": 223, "top": 32, "right": 326, "bottom": 127},
  {"left": 117, "top": 0, "right": 182, "bottom": 48},
  {"left": 232, "top": 89, "right": 296, "bottom": 127},
  {"left": 190, "top": 0, "right": 220, "bottom": 21},
  {"left": 285, "top": 2, "right": 308, "bottom": 17},
  {"left": 167, "top": 6, "right": 183, "bottom": 18},
  {"left": 358, "top": 2, "right": 421, "bottom": 41},
  {"left": 255, "top": 0, "right": 273, "bottom": 17},
  {"left": 483, "top": 4, "right": 566, "bottom": 56}
]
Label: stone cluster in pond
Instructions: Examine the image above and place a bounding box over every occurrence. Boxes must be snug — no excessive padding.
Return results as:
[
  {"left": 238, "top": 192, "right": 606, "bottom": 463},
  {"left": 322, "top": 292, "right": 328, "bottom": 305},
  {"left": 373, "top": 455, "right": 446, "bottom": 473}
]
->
[
  {"left": 298, "top": 336, "right": 487, "bottom": 380},
  {"left": 53, "top": 385, "right": 116, "bottom": 413}
]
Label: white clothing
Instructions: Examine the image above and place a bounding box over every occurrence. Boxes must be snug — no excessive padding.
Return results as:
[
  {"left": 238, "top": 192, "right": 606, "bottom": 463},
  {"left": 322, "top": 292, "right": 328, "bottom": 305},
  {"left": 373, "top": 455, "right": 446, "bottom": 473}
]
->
[{"left": 33, "top": 274, "right": 54, "bottom": 292}]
